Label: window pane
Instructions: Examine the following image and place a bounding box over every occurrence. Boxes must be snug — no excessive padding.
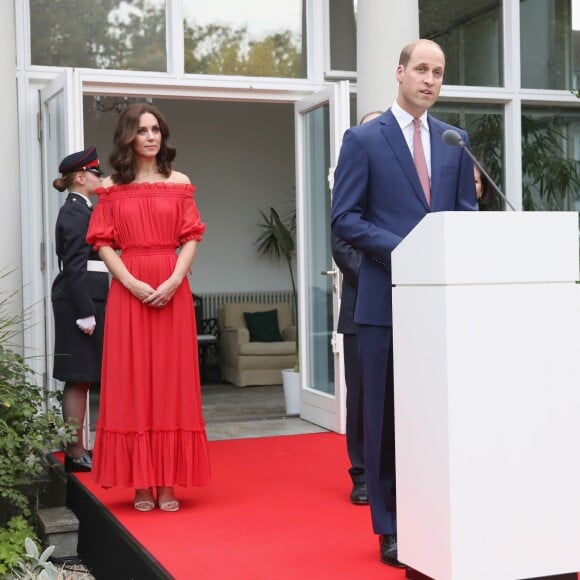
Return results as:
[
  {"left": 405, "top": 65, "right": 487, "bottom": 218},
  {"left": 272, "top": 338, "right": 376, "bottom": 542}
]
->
[
  {"left": 521, "top": 0, "right": 580, "bottom": 90},
  {"left": 30, "top": 0, "right": 166, "bottom": 71},
  {"left": 419, "top": 0, "right": 502, "bottom": 87},
  {"left": 329, "top": 0, "right": 356, "bottom": 72},
  {"left": 183, "top": 0, "right": 305, "bottom": 77},
  {"left": 521, "top": 107, "right": 580, "bottom": 211},
  {"left": 431, "top": 103, "right": 505, "bottom": 209}
]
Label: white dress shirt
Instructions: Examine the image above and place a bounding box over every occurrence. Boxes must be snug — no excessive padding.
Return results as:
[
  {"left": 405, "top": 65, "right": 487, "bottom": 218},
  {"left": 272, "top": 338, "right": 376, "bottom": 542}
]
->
[{"left": 390, "top": 101, "right": 432, "bottom": 178}]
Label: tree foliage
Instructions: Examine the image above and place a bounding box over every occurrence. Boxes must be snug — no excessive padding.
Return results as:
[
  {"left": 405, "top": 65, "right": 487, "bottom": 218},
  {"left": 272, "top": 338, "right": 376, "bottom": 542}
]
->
[
  {"left": 31, "top": 0, "right": 120, "bottom": 68},
  {"left": 30, "top": 0, "right": 165, "bottom": 71},
  {"left": 0, "top": 278, "right": 76, "bottom": 577},
  {"left": 470, "top": 114, "right": 580, "bottom": 211},
  {"left": 0, "top": 284, "right": 75, "bottom": 523},
  {"left": 0, "top": 516, "right": 37, "bottom": 576},
  {"left": 30, "top": 0, "right": 302, "bottom": 77}
]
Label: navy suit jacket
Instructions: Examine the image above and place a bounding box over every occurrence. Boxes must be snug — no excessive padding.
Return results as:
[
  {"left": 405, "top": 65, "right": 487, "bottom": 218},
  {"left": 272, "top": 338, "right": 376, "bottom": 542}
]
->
[{"left": 331, "top": 109, "right": 478, "bottom": 326}]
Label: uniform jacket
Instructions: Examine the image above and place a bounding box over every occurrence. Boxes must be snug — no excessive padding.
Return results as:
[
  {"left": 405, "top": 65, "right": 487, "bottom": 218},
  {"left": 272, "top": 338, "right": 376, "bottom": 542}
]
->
[{"left": 51, "top": 192, "right": 108, "bottom": 314}]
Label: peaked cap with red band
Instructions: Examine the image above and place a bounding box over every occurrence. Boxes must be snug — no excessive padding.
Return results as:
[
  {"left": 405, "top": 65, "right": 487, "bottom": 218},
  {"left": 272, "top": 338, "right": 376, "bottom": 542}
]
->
[{"left": 58, "top": 145, "right": 102, "bottom": 175}]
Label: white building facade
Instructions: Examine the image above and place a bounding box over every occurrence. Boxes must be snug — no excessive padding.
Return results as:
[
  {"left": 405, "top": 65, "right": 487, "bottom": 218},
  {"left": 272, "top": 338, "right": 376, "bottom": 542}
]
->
[{"left": 3, "top": 0, "right": 579, "bottom": 432}]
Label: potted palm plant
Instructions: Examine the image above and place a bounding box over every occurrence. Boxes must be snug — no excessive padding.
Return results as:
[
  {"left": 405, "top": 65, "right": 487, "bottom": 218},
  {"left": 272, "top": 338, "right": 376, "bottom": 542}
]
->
[{"left": 255, "top": 207, "right": 300, "bottom": 414}]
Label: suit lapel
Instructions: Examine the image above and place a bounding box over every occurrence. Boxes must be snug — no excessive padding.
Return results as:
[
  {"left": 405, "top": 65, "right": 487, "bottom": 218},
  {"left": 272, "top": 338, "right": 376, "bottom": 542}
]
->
[{"left": 381, "top": 110, "right": 430, "bottom": 210}]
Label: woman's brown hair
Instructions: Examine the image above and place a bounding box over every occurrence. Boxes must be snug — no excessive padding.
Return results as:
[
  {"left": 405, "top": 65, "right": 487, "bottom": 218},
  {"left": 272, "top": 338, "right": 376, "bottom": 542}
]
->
[
  {"left": 52, "top": 173, "right": 79, "bottom": 192},
  {"left": 477, "top": 168, "right": 496, "bottom": 210},
  {"left": 109, "top": 102, "right": 176, "bottom": 184}
]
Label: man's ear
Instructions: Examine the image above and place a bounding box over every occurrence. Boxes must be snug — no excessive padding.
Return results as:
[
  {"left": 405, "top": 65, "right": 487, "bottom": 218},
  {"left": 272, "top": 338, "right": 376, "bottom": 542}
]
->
[{"left": 395, "top": 64, "right": 404, "bottom": 83}]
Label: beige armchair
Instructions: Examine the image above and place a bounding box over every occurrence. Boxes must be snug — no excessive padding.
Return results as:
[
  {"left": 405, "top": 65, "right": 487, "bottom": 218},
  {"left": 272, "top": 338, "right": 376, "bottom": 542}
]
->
[{"left": 218, "top": 302, "right": 296, "bottom": 387}]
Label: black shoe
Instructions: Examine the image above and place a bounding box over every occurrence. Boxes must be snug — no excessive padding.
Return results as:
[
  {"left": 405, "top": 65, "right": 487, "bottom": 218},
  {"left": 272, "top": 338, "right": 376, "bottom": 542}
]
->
[
  {"left": 64, "top": 451, "right": 92, "bottom": 472},
  {"left": 379, "top": 534, "right": 405, "bottom": 568},
  {"left": 350, "top": 482, "right": 369, "bottom": 505}
]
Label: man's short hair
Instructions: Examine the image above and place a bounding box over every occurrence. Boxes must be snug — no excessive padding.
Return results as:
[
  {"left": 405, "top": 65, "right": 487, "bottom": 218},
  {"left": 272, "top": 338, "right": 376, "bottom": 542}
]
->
[{"left": 399, "top": 39, "right": 444, "bottom": 67}]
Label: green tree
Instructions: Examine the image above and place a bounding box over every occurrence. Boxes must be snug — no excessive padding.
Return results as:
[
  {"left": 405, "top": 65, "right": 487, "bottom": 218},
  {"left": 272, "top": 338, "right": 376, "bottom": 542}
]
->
[
  {"left": 30, "top": 0, "right": 166, "bottom": 71},
  {"left": 185, "top": 24, "right": 247, "bottom": 75},
  {"left": 30, "top": 1, "right": 302, "bottom": 77},
  {"left": 184, "top": 23, "right": 301, "bottom": 77},
  {"left": 107, "top": 0, "right": 166, "bottom": 71},
  {"left": 246, "top": 32, "right": 302, "bottom": 77},
  {"left": 31, "top": 0, "right": 118, "bottom": 68}
]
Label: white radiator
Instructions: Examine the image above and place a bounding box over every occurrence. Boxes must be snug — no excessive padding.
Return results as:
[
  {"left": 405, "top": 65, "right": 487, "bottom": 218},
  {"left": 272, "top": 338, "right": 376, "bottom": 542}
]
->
[{"left": 197, "top": 290, "right": 294, "bottom": 320}]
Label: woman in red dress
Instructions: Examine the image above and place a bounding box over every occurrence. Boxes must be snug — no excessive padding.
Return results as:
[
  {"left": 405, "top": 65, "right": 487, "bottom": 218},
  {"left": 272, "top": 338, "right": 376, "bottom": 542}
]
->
[{"left": 87, "top": 103, "right": 210, "bottom": 511}]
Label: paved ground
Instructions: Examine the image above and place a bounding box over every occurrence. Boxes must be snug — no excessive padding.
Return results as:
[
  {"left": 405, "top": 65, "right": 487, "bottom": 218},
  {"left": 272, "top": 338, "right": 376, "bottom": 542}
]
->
[{"left": 202, "top": 382, "right": 327, "bottom": 441}]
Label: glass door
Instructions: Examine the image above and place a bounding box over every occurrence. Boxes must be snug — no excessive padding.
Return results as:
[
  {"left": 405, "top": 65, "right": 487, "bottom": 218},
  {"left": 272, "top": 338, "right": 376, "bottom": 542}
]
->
[
  {"left": 40, "top": 68, "right": 84, "bottom": 393},
  {"left": 294, "top": 81, "right": 350, "bottom": 432},
  {"left": 39, "top": 69, "right": 87, "bottom": 442}
]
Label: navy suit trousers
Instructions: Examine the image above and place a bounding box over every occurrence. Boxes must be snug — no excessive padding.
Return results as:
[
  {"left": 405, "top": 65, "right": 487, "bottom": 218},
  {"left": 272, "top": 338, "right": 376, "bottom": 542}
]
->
[{"left": 358, "top": 324, "right": 396, "bottom": 535}]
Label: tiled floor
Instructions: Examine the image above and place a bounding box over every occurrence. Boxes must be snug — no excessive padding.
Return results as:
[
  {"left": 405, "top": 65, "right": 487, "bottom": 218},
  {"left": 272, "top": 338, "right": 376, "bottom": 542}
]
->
[{"left": 202, "top": 382, "right": 327, "bottom": 441}]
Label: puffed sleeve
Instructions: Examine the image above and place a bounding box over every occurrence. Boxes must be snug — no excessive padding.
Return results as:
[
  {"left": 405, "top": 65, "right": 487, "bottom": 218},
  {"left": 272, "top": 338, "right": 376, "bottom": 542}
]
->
[
  {"left": 179, "top": 189, "right": 206, "bottom": 244},
  {"left": 86, "top": 193, "right": 117, "bottom": 250}
]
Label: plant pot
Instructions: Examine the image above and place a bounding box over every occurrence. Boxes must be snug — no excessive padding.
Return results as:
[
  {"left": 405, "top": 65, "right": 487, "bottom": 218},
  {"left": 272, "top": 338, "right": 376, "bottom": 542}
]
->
[{"left": 281, "top": 369, "right": 300, "bottom": 415}]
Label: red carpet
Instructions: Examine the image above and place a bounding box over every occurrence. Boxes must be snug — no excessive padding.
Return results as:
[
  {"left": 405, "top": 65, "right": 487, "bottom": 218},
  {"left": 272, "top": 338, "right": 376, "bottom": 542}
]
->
[{"left": 69, "top": 432, "right": 403, "bottom": 579}]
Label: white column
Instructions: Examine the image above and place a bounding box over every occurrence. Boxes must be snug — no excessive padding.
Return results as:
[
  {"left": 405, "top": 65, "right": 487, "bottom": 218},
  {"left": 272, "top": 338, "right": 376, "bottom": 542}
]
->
[
  {"left": 0, "top": 1, "right": 22, "bottom": 301},
  {"left": 357, "top": 0, "right": 419, "bottom": 121}
]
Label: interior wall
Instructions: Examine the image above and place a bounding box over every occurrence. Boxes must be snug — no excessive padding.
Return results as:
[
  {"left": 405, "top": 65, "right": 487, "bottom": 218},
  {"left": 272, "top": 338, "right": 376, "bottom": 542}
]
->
[{"left": 84, "top": 98, "right": 296, "bottom": 294}]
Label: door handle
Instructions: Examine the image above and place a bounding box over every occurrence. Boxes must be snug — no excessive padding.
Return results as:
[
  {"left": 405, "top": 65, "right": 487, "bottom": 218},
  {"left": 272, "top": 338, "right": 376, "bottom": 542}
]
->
[{"left": 321, "top": 269, "right": 337, "bottom": 276}]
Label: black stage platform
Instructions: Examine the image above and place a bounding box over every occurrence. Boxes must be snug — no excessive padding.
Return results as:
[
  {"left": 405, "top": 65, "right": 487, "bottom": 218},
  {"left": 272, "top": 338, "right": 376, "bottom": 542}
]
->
[{"left": 65, "top": 474, "right": 172, "bottom": 580}]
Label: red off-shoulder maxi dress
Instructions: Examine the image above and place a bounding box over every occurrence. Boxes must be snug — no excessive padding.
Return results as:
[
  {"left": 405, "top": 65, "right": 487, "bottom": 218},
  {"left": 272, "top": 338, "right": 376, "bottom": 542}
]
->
[{"left": 86, "top": 182, "right": 210, "bottom": 489}]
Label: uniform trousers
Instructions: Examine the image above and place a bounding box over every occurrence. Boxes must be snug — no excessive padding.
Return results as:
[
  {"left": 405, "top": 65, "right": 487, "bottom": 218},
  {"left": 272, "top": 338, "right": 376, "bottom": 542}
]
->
[{"left": 344, "top": 333, "right": 365, "bottom": 483}]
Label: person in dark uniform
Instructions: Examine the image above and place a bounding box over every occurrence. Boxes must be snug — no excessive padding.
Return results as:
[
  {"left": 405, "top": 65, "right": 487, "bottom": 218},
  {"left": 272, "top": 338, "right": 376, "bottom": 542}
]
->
[
  {"left": 51, "top": 146, "right": 109, "bottom": 472},
  {"left": 332, "top": 234, "right": 367, "bottom": 504}
]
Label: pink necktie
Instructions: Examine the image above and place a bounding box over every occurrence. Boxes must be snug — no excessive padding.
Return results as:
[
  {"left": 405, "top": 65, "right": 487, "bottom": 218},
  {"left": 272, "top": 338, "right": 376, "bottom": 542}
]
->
[{"left": 413, "top": 118, "right": 431, "bottom": 206}]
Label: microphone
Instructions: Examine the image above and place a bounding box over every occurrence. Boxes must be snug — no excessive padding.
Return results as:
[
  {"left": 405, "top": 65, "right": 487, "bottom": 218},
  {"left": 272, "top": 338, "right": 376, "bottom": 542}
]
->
[{"left": 442, "top": 129, "right": 516, "bottom": 211}]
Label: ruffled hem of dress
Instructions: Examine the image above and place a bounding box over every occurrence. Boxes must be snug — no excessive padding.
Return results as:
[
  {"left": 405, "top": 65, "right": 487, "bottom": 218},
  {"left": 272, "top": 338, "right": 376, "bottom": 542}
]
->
[{"left": 91, "top": 428, "right": 211, "bottom": 489}]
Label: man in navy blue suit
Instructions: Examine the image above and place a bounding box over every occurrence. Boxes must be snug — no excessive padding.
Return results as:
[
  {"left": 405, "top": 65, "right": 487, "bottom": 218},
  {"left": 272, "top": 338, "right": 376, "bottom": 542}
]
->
[
  {"left": 331, "top": 39, "right": 478, "bottom": 567},
  {"left": 331, "top": 110, "right": 384, "bottom": 507}
]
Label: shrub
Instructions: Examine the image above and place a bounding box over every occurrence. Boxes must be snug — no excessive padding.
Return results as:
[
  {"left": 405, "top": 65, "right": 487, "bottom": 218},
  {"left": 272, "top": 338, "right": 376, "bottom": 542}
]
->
[
  {"left": 12, "top": 536, "right": 58, "bottom": 579},
  {"left": 0, "top": 282, "right": 76, "bottom": 572},
  {"left": 0, "top": 516, "right": 37, "bottom": 576}
]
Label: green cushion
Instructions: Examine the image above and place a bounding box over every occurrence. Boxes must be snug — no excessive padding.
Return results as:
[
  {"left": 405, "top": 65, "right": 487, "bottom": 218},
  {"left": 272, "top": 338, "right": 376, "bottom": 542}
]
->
[{"left": 243, "top": 309, "right": 283, "bottom": 342}]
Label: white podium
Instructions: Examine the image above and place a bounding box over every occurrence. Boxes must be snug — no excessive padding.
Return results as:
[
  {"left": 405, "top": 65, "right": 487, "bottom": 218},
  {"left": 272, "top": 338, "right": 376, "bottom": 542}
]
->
[{"left": 391, "top": 211, "right": 580, "bottom": 580}]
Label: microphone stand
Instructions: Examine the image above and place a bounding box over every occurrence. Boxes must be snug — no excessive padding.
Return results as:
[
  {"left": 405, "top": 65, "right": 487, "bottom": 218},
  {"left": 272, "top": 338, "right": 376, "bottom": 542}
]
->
[
  {"left": 443, "top": 130, "right": 517, "bottom": 211},
  {"left": 461, "top": 147, "right": 517, "bottom": 211}
]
